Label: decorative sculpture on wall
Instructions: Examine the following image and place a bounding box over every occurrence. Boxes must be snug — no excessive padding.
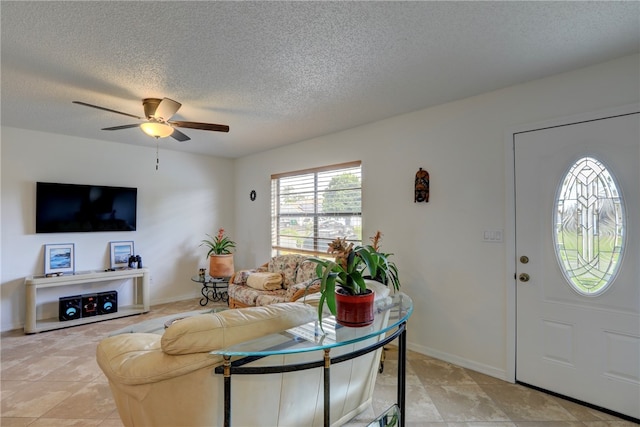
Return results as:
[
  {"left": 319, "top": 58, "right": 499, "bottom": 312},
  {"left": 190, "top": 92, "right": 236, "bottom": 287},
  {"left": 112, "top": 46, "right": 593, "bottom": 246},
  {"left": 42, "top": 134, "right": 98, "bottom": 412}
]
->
[{"left": 415, "top": 168, "right": 429, "bottom": 203}]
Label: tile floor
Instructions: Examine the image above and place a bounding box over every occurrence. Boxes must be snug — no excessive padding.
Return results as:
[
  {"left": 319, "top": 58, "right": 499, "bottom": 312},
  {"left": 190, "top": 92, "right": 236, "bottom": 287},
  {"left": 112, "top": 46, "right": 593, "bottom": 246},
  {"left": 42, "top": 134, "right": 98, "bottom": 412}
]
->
[{"left": 1, "top": 298, "right": 636, "bottom": 426}]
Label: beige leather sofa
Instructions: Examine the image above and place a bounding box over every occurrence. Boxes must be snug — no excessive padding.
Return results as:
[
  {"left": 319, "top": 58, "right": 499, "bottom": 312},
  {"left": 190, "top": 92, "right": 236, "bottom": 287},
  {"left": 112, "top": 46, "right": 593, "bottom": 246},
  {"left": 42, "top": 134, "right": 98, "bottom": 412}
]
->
[{"left": 97, "top": 282, "right": 390, "bottom": 427}]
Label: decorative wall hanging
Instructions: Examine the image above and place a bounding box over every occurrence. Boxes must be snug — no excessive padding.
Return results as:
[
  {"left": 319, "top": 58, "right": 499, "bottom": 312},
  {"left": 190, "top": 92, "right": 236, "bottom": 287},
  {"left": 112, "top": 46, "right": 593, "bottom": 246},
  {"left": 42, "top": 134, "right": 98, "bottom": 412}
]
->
[{"left": 414, "top": 168, "right": 429, "bottom": 203}]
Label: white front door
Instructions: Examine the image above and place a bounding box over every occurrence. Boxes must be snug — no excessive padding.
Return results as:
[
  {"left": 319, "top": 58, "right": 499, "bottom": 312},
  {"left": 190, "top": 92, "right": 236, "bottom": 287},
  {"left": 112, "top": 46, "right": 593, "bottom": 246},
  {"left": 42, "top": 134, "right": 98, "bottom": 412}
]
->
[{"left": 514, "top": 109, "right": 639, "bottom": 419}]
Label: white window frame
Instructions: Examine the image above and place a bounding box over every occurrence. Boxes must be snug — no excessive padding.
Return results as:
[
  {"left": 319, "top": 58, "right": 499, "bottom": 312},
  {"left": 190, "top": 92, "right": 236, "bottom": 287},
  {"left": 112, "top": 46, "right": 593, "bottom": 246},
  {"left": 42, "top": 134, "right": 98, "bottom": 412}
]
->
[{"left": 271, "top": 161, "right": 362, "bottom": 257}]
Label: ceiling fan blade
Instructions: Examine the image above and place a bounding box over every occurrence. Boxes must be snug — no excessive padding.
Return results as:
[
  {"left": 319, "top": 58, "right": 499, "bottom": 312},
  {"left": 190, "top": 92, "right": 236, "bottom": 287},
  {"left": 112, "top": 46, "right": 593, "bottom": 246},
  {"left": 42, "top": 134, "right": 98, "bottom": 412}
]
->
[
  {"left": 170, "top": 120, "right": 230, "bottom": 133},
  {"left": 73, "top": 101, "right": 143, "bottom": 120},
  {"left": 171, "top": 128, "right": 191, "bottom": 142},
  {"left": 102, "top": 124, "right": 140, "bottom": 131},
  {"left": 153, "top": 98, "right": 182, "bottom": 121}
]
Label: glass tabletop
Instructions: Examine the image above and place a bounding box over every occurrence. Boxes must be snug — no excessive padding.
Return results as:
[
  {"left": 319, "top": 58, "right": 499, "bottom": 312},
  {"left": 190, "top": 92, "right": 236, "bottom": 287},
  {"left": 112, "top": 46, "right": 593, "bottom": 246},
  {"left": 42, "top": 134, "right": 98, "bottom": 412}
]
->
[
  {"left": 367, "top": 404, "right": 400, "bottom": 427},
  {"left": 191, "top": 274, "right": 230, "bottom": 284},
  {"left": 210, "top": 293, "right": 412, "bottom": 357}
]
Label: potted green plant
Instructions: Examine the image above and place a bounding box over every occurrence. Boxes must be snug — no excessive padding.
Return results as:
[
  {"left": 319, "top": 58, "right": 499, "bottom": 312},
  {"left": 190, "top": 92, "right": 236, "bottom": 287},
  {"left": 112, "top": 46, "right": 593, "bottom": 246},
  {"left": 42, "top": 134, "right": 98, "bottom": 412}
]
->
[
  {"left": 200, "top": 228, "right": 236, "bottom": 278},
  {"left": 309, "top": 234, "right": 400, "bottom": 328},
  {"left": 364, "top": 231, "right": 400, "bottom": 291}
]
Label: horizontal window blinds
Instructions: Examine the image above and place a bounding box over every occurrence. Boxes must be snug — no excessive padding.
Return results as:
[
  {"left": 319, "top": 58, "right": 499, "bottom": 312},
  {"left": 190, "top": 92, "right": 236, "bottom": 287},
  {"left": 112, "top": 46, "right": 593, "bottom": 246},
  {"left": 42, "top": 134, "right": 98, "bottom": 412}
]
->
[{"left": 271, "top": 162, "right": 362, "bottom": 256}]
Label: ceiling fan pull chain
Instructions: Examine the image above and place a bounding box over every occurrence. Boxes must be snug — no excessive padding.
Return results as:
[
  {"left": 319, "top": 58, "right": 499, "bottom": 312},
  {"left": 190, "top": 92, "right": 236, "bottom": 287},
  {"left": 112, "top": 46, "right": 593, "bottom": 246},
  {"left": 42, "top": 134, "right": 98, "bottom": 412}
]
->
[{"left": 156, "top": 141, "right": 160, "bottom": 170}]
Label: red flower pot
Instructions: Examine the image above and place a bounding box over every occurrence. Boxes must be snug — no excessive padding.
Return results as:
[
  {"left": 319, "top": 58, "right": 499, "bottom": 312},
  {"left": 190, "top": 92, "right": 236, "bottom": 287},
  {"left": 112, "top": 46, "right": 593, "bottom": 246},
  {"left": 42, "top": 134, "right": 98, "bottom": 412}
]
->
[{"left": 335, "top": 288, "right": 375, "bottom": 327}]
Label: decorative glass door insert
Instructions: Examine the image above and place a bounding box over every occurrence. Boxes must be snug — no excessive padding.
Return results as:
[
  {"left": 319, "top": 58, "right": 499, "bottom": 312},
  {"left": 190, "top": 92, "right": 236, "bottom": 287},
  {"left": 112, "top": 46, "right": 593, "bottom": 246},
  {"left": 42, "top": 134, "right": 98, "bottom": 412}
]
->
[{"left": 554, "top": 156, "right": 626, "bottom": 296}]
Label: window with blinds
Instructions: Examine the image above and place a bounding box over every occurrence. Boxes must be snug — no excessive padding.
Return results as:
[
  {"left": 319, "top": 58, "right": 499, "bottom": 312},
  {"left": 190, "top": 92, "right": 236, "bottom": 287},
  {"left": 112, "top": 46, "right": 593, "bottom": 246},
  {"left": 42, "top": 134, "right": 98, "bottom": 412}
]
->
[{"left": 271, "top": 161, "right": 362, "bottom": 257}]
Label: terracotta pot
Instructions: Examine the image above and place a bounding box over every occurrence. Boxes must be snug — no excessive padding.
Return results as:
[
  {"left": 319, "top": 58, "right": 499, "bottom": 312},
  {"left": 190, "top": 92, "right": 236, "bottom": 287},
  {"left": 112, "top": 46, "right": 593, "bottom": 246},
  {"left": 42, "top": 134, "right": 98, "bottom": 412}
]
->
[
  {"left": 335, "top": 288, "right": 375, "bottom": 327},
  {"left": 209, "top": 254, "right": 234, "bottom": 278}
]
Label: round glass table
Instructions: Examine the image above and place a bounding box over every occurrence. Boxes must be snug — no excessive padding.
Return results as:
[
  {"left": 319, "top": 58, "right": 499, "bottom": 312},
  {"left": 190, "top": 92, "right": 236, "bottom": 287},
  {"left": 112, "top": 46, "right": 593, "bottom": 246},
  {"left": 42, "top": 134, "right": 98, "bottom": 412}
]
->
[{"left": 191, "top": 274, "right": 230, "bottom": 306}]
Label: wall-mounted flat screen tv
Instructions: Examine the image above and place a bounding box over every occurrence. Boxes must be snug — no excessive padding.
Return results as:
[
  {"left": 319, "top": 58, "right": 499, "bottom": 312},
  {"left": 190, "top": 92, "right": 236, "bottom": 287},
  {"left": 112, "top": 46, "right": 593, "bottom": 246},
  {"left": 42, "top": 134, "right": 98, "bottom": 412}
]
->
[{"left": 36, "top": 182, "right": 137, "bottom": 233}]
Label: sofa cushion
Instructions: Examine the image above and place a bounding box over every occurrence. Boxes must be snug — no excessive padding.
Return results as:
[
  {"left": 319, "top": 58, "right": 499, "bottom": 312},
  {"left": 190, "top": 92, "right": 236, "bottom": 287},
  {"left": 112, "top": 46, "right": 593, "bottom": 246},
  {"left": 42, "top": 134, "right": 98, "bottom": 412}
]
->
[
  {"left": 228, "top": 283, "right": 286, "bottom": 307},
  {"left": 96, "top": 333, "right": 217, "bottom": 387},
  {"left": 228, "top": 282, "right": 259, "bottom": 306},
  {"left": 255, "top": 294, "right": 288, "bottom": 306},
  {"left": 161, "top": 302, "right": 315, "bottom": 355},
  {"left": 268, "top": 254, "right": 305, "bottom": 289},
  {"left": 295, "top": 259, "right": 318, "bottom": 283}
]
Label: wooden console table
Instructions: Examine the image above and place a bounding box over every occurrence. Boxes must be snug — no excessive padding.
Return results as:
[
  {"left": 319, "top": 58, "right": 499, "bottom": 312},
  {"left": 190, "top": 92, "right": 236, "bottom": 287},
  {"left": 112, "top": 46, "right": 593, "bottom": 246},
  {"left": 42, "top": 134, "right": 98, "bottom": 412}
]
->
[{"left": 24, "top": 268, "right": 150, "bottom": 334}]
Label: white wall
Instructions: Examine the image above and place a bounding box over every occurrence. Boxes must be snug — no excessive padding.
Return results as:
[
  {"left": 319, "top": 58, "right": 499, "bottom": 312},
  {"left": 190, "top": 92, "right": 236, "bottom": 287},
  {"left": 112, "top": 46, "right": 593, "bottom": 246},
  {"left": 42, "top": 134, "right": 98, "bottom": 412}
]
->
[
  {"left": 233, "top": 54, "right": 640, "bottom": 379},
  {"left": 2, "top": 54, "right": 637, "bottom": 375},
  {"left": 1, "top": 128, "right": 235, "bottom": 331}
]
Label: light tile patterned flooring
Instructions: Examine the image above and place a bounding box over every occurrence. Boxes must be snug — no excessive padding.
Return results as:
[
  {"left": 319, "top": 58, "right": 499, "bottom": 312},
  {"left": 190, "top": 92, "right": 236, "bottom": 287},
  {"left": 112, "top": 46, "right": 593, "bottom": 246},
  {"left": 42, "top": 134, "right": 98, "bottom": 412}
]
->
[{"left": 1, "top": 298, "right": 636, "bottom": 426}]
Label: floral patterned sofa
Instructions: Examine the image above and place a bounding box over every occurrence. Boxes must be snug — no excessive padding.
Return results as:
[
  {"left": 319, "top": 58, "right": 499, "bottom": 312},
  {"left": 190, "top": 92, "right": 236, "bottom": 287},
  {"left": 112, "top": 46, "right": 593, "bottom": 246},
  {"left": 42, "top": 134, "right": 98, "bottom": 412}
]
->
[{"left": 228, "top": 254, "right": 321, "bottom": 308}]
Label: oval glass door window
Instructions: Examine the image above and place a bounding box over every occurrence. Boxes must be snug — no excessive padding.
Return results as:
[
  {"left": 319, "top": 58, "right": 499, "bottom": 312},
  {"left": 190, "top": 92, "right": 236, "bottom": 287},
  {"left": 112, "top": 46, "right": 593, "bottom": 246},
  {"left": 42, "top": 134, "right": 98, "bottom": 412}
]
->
[{"left": 554, "top": 156, "right": 625, "bottom": 296}]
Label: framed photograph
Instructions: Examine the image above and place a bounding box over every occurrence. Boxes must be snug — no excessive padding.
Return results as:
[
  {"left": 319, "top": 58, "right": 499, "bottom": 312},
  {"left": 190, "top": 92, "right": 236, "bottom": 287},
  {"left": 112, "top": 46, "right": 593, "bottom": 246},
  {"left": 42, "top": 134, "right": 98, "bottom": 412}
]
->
[
  {"left": 44, "top": 243, "right": 75, "bottom": 275},
  {"left": 110, "top": 241, "right": 134, "bottom": 269}
]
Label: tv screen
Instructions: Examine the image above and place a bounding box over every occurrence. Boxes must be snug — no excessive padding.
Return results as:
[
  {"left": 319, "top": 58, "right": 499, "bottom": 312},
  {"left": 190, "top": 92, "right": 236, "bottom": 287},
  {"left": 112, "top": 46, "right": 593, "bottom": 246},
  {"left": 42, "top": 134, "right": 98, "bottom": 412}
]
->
[{"left": 36, "top": 182, "right": 137, "bottom": 233}]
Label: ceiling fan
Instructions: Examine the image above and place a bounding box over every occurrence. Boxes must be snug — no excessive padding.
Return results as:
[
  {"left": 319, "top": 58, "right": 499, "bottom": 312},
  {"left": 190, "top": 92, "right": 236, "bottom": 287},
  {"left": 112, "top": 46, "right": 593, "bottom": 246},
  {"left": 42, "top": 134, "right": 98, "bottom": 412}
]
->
[{"left": 73, "top": 98, "right": 229, "bottom": 142}]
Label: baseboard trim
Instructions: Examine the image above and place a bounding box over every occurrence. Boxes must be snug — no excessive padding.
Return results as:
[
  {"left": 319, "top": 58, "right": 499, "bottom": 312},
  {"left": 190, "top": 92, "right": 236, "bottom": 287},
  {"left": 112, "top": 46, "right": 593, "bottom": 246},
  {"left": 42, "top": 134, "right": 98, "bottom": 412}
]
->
[
  {"left": 407, "top": 342, "right": 510, "bottom": 382},
  {"left": 150, "top": 292, "right": 201, "bottom": 306}
]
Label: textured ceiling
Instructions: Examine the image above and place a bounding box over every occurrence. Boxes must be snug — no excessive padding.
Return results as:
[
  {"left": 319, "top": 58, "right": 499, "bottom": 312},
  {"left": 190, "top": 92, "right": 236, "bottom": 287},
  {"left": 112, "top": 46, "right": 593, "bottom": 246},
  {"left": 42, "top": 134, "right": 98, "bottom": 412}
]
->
[{"left": 2, "top": 1, "right": 638, "bottom": 158}]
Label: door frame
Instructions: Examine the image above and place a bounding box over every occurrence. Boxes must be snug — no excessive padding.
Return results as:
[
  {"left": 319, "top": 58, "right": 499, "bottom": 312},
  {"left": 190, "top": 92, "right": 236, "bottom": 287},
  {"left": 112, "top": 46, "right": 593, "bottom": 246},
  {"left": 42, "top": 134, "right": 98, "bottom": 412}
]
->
[{"left": 503, "top": 103, "right": 640, "bottom": 383}]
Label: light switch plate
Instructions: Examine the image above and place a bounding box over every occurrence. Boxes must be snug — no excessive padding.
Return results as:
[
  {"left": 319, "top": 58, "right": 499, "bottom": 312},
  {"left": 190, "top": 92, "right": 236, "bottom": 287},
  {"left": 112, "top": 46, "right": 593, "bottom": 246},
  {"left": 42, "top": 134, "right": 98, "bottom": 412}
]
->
[{"left": 483, "top": 229, "right": 503, "bottom": 243}]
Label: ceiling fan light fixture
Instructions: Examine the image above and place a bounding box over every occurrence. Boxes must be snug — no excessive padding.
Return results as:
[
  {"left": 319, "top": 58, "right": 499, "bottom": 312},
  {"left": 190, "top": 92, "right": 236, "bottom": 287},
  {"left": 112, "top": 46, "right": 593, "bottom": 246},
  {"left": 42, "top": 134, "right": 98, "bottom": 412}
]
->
[
  {"left": 140, "top": 121, "right": 174, "bottom": 138},
  {"left": 74, "top": 98, "right": 228, "bottom": 142}
]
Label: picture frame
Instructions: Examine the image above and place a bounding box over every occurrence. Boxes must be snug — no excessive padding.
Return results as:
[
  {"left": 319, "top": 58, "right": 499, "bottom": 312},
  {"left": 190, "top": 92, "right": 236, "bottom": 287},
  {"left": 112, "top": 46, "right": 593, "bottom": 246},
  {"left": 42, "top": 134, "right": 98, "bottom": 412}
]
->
[
  {"left": 110, "top": 241, "right": 134, "bottom": 269},
  {"left": 44, "top": 243, "right": 75, "bottom": 275}
]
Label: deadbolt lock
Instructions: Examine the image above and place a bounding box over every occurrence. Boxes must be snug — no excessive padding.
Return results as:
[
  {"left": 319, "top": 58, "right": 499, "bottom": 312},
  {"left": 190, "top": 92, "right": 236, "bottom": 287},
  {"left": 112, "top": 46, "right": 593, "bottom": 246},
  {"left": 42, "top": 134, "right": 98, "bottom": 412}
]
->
[
  {"left": 520, "top": 255, "right": 529, "bottom": 264},
  {"left": 519, "top": 273, "right": 530, "bottom": 282}
]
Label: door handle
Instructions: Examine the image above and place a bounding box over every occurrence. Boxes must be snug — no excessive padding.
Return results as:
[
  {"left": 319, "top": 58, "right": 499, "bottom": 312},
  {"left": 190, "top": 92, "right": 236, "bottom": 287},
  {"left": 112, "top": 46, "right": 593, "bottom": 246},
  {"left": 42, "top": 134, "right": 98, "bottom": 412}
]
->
[{"left": 519, "top": 273, "right": 530, "bottom": 282}]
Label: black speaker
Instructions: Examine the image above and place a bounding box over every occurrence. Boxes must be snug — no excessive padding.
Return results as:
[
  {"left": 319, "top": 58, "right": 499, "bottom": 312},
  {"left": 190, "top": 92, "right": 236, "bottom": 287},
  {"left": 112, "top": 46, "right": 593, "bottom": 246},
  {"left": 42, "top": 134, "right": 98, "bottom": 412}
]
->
[
  {"left": 97, "top": 290, "right": 118, "bottom": 315},
  {"left": 81, "top": 293, "right": 98, "bottom": 317},
  {"left": 59, "top": 295, "right": 82, "bottom": 321}
]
